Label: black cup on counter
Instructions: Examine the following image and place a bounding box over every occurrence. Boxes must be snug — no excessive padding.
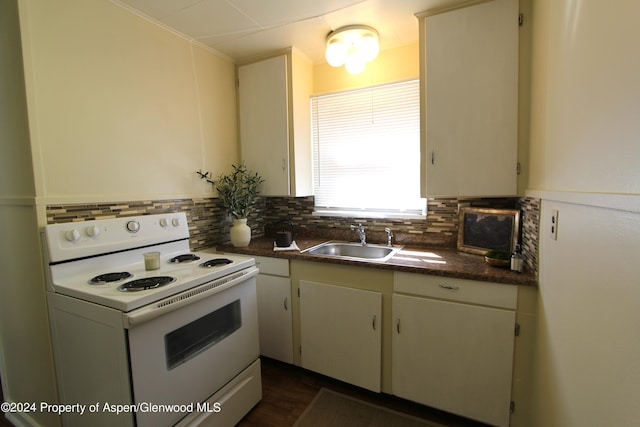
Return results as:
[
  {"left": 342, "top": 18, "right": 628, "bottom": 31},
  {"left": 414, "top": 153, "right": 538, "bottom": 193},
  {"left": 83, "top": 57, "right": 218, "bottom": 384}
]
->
[
  {"left": 274, "top": 220, "right": 294, "bottom": 247},
  {"left": 275, "top": 231, "right": 293, "bottom": 247}
]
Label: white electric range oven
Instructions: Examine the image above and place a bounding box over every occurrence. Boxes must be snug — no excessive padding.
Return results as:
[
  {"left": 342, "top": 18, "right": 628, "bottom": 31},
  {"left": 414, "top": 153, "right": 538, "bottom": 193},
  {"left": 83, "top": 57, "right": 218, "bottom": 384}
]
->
[{"left": 43, "top": 212, "right": 261, "bottom": 427}]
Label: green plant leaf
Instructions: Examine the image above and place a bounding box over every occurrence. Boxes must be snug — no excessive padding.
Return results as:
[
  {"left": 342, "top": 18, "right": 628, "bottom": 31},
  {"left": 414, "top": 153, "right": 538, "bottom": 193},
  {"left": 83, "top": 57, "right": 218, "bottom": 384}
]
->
[{"left": 198, "top": 163, "right": 264, "bottom": 219}]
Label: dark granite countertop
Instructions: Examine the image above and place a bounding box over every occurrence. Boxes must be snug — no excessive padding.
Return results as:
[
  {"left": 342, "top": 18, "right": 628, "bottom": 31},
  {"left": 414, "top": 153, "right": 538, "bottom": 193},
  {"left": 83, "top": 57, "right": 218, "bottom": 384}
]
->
[{"left": 217, "top": 237, "right": 537, "bottom": 287}]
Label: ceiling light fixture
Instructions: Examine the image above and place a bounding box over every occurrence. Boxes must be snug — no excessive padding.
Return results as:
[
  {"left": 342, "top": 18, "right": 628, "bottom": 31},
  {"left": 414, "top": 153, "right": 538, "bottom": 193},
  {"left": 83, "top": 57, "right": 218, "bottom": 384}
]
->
[{"left": 325, "top": 25, "right": 379, "bottom": 75}]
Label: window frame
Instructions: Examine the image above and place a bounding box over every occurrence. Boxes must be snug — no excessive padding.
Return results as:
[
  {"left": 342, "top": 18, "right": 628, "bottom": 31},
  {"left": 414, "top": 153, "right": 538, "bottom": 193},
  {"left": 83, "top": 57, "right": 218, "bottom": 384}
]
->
[{"left": 310, "top": 79, "right": 425, "bottom": 219}]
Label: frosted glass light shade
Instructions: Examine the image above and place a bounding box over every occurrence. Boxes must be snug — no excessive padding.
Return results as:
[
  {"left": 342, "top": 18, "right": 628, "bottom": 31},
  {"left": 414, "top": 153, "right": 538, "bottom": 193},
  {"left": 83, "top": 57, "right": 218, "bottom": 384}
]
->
[
  {"left": 359, "top": 34, "right": 379, "bottom": 62},
  {"left": 345, "top": 52, "right": 366, "bottom": 75},
  {"left": 325, "top": 40, "right": 347, "bottom": 67},
  {"left": 325, "top": 25, "right": 379, "bottom": 75}
]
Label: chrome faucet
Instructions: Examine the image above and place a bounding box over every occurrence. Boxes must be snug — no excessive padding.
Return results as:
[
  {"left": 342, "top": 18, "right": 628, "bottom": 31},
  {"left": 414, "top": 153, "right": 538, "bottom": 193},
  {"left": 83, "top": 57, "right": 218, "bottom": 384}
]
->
[
  {"left": 384, "top": 228, "right": 394, "bottom": 247},
  {"left": 351, "top": 223, "right": 366, "bottom": 245}
]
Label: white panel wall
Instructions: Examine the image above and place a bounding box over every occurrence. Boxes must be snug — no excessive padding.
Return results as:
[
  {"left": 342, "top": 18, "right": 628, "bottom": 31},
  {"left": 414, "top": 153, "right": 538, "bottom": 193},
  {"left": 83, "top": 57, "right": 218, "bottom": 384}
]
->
[
  {"left": 18, "top": 0, "right": 238, "bottom": 204},
  {"left": 534, "top": 201, "right": 640, "bottom": 426},
  {"left": 1, "top": 1, "right": 239, "bottom": 426},
  {"left": 528, "top": 0, "right": 640, "bottom": 194},
  {"left": 1, "top": 2, "right": 59, "bottom": 426},
  {"left": 528, "top": 0, "right": 640, "bottom": 426}
]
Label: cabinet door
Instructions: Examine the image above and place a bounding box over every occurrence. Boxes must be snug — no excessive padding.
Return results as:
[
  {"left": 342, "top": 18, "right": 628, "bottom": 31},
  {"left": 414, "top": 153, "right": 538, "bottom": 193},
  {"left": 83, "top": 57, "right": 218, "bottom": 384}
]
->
[
  {"left": 423, "top": 0, "right": 518, "bottom": 196},
  {"left": 392, "top": 294, "right": 515, "bottom": 427},
  {"left": 256, "top": 274, "right": 293, "bottom": 363},
  {"left": 300, "top": 280, "right": 382, "bottom": 392},
  {"left": 238, "top": 55, "right": 290, "bottom": 195}
]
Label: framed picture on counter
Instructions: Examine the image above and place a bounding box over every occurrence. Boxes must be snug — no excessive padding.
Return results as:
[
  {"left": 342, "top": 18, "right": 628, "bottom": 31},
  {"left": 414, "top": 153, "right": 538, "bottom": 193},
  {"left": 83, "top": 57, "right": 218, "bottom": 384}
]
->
[{"left": 457, "top": 208, "right": 520, "bottom": 255}]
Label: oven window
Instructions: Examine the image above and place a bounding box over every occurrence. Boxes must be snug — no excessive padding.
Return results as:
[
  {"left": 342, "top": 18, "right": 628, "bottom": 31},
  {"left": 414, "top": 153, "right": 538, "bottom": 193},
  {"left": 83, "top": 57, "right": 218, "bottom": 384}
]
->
[{"left": 165, "top": 300, "right": 241, "bottom": 370}]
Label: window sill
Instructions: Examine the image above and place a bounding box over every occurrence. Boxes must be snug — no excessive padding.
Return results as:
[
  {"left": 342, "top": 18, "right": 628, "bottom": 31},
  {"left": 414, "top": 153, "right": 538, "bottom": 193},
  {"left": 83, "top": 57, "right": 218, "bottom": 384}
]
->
[{"left": 312, "top": 209, "right": 426, "bottom": 220}]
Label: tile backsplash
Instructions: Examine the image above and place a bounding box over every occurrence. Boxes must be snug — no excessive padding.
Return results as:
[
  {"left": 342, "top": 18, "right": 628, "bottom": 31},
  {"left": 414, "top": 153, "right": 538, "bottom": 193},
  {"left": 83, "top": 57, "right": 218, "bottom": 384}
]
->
[
  {"left": 45, "top": 198, "right": 264, "bottom": 251},
  {"left": 264, "top": 196, "right": 521, "bottom": 245},
  {"left": 46, "top": 195, "right": 539, "bottom": 275},
  {"left": 264, "top": 196, "right": 539, "bottom": 275}
]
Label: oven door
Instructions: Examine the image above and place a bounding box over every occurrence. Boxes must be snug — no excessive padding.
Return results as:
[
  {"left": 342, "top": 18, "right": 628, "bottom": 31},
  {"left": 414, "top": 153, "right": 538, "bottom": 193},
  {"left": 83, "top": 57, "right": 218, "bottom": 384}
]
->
[{"left": 125, "top": 267, "right": 259, "bottom": 427}]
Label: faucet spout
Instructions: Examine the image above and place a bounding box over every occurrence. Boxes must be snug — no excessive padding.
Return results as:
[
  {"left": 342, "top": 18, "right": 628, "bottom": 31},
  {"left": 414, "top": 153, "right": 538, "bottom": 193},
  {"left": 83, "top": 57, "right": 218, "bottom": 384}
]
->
[
  {"left": 350, "top": 223, "right": 366, "bottom": 245},
  {"left": 384, "top": 228, "right": 394, "bottom": 247}
]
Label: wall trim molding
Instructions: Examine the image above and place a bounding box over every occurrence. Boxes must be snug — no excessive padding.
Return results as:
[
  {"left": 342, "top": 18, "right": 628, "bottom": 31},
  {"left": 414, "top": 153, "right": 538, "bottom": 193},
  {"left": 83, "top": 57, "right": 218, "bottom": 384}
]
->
[
  {"left": 110, "top": 0, "right": 233, "bottom": 62},
  {"left": 35, "top": 193, "right": 213, "bottom": 207},
  {"left": 526, "top": 190, "right": 640, "bottom": 213}
]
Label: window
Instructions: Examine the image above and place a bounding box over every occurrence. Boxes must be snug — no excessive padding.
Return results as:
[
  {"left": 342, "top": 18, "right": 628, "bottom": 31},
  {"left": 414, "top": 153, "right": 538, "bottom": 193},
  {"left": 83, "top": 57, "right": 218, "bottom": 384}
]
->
[{"left": 311, "top": 79, "right": 425, "bottom": 218}]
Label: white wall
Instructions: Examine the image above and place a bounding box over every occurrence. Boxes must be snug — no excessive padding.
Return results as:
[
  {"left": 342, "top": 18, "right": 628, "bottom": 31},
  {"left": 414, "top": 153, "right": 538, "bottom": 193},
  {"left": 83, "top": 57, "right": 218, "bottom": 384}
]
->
[
  {"left": 528, "top": 0, "right": 640, "bottom": 194},
  {"left": 0, "top": 1, "right": 239, "bottom": 425},
  {"left": 1, "top": 1, "right": 59, "bottom": 426},
  {"left": 534, "top": 201, "right": 640, "bottom": 426},
  {"left": 19, "top": 0, "right": 238, "bottom": 205},
  {"left": 528, "top": 0, "right": 640, "bottom": 426},
  {"left": 0, "top": 2, "right": 34, "bottom": 199}
]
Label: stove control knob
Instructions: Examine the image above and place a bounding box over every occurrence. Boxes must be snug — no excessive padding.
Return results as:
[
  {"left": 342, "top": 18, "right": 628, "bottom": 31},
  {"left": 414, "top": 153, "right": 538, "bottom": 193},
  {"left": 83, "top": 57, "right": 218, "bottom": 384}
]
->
[
  {"left": 159, "top": 218, "right": 168, "bottom": 227},
  {"left": 126, "top": 220, "right": 140, "bottom": 233},
  {"left": 65, "top": 229, "right": 81, "bottom": 242},
  {"left": 86, "top": 225, "right": 100, "bottom": 238},
  {"left": 172, "top": 218, "right": 180, "bottom": 227}
]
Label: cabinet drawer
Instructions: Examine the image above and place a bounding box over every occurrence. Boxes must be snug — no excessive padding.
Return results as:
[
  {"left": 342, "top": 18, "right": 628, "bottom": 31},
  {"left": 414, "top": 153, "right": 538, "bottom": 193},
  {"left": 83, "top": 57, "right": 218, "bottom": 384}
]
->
[
  {"left": 253, "top": 255, "right": 290, "bottom": 277},
  {"left": 394, "top": 272, "right": 517, "bottom": 309}
]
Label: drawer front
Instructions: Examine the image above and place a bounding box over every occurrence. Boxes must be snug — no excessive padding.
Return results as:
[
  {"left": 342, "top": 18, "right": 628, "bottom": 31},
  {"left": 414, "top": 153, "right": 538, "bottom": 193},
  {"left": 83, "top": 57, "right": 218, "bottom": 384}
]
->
[
  {"left": 223, "top": 253, "right": 290, "bottom": 277},
  {"left": 394, "top": 272, "right": 517, "bottom": 309},
  {"left": 253, "top": 255, "right": 290, "bottom": 277}
]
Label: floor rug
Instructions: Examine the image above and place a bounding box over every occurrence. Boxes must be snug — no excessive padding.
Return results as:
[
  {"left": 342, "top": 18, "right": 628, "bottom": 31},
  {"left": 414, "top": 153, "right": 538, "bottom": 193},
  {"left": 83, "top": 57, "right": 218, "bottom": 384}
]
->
[{"left": 293, "top": 388, "right": 446, "bottom": 427}]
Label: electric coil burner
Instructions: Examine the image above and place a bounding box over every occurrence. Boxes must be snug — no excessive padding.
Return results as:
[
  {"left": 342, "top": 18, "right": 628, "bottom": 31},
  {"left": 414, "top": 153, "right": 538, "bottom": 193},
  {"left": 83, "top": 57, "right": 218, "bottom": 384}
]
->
[
  {"left": 169, "top": 254, "right": 201, "bottom": 263},
  {"left": 89, "top": 272, "right": 132, "bottom": 284},
  {"left": 200, "top": 258, "right": 233, "bottom": 268},
  {"left": 117, "top": 276, "right": 176, "bottom": 292}
]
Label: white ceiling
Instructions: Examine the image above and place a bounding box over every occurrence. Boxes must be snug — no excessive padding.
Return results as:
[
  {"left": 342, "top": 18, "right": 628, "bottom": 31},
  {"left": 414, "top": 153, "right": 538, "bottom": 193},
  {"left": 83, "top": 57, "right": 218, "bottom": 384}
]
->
[{"left": 114, "top": 0, "right": 468, "bottom": 64}]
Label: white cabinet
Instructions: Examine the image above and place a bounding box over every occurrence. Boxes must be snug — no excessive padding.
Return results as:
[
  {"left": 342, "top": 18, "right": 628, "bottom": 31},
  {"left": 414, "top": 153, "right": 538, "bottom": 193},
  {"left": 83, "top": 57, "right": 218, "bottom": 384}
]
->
[
  {"left": 253, "top": 256, "right": 294, "bottom": 363},
  {"left": 225, "top": 254, "right": 294, "bottom": 363},
  {"left": 392, "top": 273, "right": 517, "bottom": 427},
  {"left": 237, "top": 49, "right": 312, "bottom": 196},
  {"left": 256, "top": 274, "right": 293, "bottom": 363},
  {"left": 420, "top": 0, "right": 519, "bottom": 197},
  {"left": 299, "top": 280, "right": 382, "bottom": 392}
]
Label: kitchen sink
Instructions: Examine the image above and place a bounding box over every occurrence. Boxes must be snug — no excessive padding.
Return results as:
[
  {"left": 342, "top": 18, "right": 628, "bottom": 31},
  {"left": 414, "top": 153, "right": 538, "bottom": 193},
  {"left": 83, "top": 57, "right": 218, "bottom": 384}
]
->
[{"left": 302, "top": 241, "right": 402, "bottom": 262}]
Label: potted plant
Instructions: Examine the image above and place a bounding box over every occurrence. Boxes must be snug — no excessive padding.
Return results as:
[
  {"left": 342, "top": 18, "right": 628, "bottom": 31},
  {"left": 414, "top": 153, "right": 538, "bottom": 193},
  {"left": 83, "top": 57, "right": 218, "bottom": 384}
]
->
[{"left": 198, "top": 163, "right": 264, "bottom": 247}]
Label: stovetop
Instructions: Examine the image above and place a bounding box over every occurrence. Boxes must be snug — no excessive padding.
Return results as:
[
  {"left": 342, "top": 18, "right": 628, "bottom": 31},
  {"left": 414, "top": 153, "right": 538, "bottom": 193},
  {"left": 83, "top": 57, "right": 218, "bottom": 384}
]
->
[
  {"left": 43, "top": 213, "right": 255, "bottom": 312},
  {"left": 47, "top": 244, "right": 254, "bottom": 312}
]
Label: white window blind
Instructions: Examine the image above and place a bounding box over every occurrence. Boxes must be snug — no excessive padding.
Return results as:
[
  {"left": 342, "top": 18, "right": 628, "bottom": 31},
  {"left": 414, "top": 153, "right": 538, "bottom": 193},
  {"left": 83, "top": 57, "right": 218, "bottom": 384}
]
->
[{"left": 311, "top": 79, "right": 425, "bottom": 217}]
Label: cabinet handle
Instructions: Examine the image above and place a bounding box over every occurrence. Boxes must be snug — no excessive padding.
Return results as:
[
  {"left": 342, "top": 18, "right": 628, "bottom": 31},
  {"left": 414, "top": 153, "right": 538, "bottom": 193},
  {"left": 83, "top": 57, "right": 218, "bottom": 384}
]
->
[
  {"left": 282, "top": 158, "right": 286, "bottom": 171},
  {"left": 439, "top": 284, "right": 459, "bottom": 291},
  {"left": 431, "top": 150, "right": 435, "bottom": 165},
  {"left": 396, "top": 319, "right": 401, "bottom": 334},
  {"left": 283, "top": 297, "right": 288, "bottom": 311},
  {"left": 372, "top": 314, "right": 376, "bottom": 331}
]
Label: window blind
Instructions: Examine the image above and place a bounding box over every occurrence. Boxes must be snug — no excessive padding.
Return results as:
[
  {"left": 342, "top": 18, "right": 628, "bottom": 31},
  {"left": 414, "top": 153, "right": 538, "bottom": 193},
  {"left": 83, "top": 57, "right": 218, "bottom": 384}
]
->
[{"left": 311, "top": 79, "right": 424, "bottom": 216}]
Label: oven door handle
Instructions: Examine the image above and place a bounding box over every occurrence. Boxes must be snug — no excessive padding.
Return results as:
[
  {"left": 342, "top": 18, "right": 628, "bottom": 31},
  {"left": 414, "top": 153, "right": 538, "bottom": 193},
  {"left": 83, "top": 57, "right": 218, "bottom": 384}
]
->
[{"left": 123, "top": 267, "right": 259, "bottom": 328}]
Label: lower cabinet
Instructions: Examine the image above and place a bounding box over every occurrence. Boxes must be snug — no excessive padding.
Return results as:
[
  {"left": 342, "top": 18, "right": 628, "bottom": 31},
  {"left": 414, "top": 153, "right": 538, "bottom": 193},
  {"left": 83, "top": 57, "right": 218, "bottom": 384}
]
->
[
  {"left": 255, "top": 256, "right": 293, "bottom": 363},
  {"left": 227, "top": 255, "right": 530, "bottom": 425},
  {"left": 230, "top": 254, "right": 294, "bottom": 363},
  {"left": 299, "top": 280, "right": 382, "bottom": 392},
  {"left": 392, "top": 272, "right": 517, "bottom": 427}
]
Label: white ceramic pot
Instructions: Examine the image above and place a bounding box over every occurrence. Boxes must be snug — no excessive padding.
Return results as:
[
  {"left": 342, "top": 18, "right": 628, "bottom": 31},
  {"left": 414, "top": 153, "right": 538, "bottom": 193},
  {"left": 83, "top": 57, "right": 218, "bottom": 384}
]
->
[{"left": 230, "top": 218, "right": 251, "bottom": 247}]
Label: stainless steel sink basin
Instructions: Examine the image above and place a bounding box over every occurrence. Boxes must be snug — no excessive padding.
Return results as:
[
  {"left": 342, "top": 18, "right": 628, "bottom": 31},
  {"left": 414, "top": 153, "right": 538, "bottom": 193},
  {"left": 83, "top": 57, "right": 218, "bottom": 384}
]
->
[{"left": 302, "top": 241, "right": 402, "bottom": 262}]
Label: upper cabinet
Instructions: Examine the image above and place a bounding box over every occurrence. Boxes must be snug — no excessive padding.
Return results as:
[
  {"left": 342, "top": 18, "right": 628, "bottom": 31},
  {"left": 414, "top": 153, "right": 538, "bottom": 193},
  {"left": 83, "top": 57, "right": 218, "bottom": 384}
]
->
[
  {"left": 237, "top": 49, "right": 313, "bottom": 196},
  {"left": 420, "top": 0, "right": 519, "bottom": 197}
]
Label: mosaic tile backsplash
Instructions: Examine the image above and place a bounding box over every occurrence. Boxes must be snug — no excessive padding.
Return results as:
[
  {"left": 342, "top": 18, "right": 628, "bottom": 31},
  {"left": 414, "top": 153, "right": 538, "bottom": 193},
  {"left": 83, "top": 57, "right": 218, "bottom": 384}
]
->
[
  {"left": 46, "top": 195, "right": 539, "bottom": 275},
  {"left": 46, "top": 198, "right": 265, "bottom": 251}
]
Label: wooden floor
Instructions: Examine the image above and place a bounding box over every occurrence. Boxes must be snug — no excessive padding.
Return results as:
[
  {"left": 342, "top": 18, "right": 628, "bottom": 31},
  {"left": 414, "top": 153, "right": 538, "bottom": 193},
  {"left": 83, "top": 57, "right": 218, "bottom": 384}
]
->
[{"left": 238, "top": 357, "right": 489, "bottom": 427}]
